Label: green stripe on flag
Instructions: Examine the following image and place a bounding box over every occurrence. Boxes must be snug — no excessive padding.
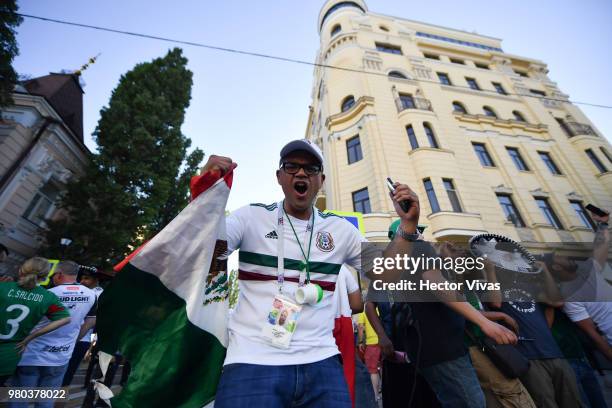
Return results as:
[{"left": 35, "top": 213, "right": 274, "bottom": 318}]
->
[
  {"left": 239, "top": 251, "right": 341, "bottom": 275},
  {"left": 97, "top": 263, "right": 226, "bottom": 408}
]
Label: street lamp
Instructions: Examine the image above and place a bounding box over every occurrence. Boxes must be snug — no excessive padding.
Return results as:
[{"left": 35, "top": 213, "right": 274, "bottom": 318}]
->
[{"left": 60, "top": 238, "right": 72, "bottom": 258}]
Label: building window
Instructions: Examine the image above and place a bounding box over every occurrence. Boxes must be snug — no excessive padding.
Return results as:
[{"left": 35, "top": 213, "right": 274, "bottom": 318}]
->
[
  {"left": 555, "top": 118, "right": 573, "bottom": 137},
  {"left": 506, "top": 147, "right": 529, "bottom": 171},
  {"left": 475, "top": 62, "right": 490, "bottom": 70},
  {"left": 496, "top": 194, "right": 525, "bottom": 227},
  {"left": 341, "top": 95, "right": 355, "bottom": 112},
  {"left": 452, "top": 101, "right": 467, "bottom": 114},
  {"left": 483, "top": 106, "right": 497, "bottom": 118},
  {"left": 535, "top": 198, "right": 564, "bottom": 229},
  {"left": 399, "top": 93, "right": 416, "bottom": 109},
  {"left": 472, "top": 142, "right": 495, "bottom": 167},
  {"left": 375, "top": 42, "right": 402, "bottom": 54},
  {"left": 423, "top": 123, "right": 439, "bottom": 148},
  {"left": 515, "top": 70, "right": 529, "bottom": 77},
  {"left": 424, "top": 53, "right": 439, "bottom": 60},
  {"left": 512, "top": 111, "right": 526, "bottom": 122},
  {"left": 450, "top": 58, "right": 465, "bottom": 65},
  {"left": 443, "top": 179, "right": 462, "bottom": 212},
  {"left": 22, "top": 182, "right": 60, "bottom": 226},
  {"left": 346, "top": 136, "right": 363, "bottom": 164},
  {"left": 423, "top": 178, "right": 440, "bottom": 213},
  {"left": 352, "top": 188, "right": 371, "bottom": 214},
  {"left": 538, "top": 151, "right": 562, "bottom": 175},
  {"left": 388, "top": 71, "right": 407, "bottom": 79},
  {"left": 331, "top": 24, "right": 341, "bottom": 37},
  {"left": 492, "top": 82, "right": 507, "bottom": 95},
  {"left": 585, "top": 149, "right": 608, "bottom": 173},
  {"left": 437, "top": 72, "right": 451, "bottom": 85},
  {"left": 415, "top": 32, "right": 503, "bottom": 52},
  {"left": 530, "top": 89, "right": 546, "bottom": 97},
  {"left": 600, "top": 147, "right": 612, "bottom": 164},
  {"left": 379, "top": 25, "right": 389, "bottom": 32},
  {"left": 570, "top": 201, "right": 595, "bottom": 230},
  {"left": 466, "top": 77, "right": 480, "bottom": 90},
  {"left": 406, "top": 125, "right": 419, "bottom": 149}
]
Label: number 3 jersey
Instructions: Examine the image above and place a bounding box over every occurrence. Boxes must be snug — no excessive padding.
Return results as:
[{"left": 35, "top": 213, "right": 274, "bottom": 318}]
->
[
  {"left": 0, "top": 282, "right": 69, "bottom": 375},
  {"left": 18, "top": 283, "right": 96, "bottom": 367}
]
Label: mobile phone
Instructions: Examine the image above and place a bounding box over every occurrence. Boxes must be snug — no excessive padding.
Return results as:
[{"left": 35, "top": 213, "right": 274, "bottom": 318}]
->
[
  {"left": 386, "top": 177, "right": 410, "bottom": 213},
  {"left": 585, "top": 204, "right": 608, "bottom": 217}
]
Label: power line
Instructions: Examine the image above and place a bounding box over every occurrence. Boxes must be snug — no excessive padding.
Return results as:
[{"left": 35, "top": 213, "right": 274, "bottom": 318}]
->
[{"left": 19, "top": 13, "right": 612, "bottom": 110}]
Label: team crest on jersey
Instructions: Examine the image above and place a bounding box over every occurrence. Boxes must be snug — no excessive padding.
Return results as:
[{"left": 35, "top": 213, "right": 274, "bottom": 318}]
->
[
  {"left": 316, "top": 231, "right": 335, "bottom": 252},
  {"left": 203, "top": 240, "right": 230, "bottom": 305}
]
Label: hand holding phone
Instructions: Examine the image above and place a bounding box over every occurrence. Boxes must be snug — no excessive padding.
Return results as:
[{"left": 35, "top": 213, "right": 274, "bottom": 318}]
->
[
  {"left": 386, "top": 177, "right": 411, "bottom": 213},
  {"left": 585, "top": 203, "right": 608, "bottom": 218}
]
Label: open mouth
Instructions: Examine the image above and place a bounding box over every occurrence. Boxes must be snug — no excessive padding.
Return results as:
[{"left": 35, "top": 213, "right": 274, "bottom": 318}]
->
[{"left": 294, "top": 181, "right": 308, "bottom": 196}]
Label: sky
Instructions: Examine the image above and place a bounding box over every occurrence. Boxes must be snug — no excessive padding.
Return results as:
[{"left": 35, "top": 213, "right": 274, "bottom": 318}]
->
[{"left": 14, "top": 0, "right": 612, "bottom": 213}]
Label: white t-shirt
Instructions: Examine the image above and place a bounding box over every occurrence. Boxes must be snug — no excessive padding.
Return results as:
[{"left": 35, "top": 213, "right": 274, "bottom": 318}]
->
[
  {"left": 563, "top": 258, "right": 612, "bottom": 344},
  {"left": 224, "top": 203, "right": 365, "bottom": 366},
  {"left": 19, "top": 283, "right": 96, "bottom": 367}
]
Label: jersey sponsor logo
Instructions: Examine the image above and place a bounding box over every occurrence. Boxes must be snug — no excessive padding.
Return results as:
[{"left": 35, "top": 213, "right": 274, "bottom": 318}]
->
[
  {"left": 203, "top": 240, "right": 230, "bottom": 305},
  {"left": 265, "top": 230, "right": 278, "bottom": 239},
  {"left": 315, "top": 231, "right": 335, "bottom": 252},
  {"left": 58, "top": 296, "right": 90, "bottom": 303},
  {"left": 66, "top": 286, "right": 80, "bottom": 290},
  {"left": 6, "top": 289, "right": 44, "bottom": 302},
  {"left": 42, "top": 344, "right": 71, "bottom": 353}
]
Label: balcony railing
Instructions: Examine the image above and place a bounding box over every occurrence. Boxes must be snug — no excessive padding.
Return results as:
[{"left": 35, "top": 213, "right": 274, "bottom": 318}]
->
[
  {"left": 563, "top": 122, "right": 597, "bottom": 138},
  {"left": 395, "top": 96, "right": 432, "bottom": 112}
]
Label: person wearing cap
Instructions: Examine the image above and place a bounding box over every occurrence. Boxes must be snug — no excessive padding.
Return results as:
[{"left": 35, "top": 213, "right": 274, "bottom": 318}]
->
[
  {"left": 61, "top": 266, "right": 103, "bottom": 387},
  {"left": 193, "top": 140, "right": 367, "bottom": 407}
]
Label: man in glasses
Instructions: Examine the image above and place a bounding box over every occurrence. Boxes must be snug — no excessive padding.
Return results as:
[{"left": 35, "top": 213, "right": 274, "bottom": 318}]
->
[{"left": 191, "top": 139, "right": 367, "bottom": 408}]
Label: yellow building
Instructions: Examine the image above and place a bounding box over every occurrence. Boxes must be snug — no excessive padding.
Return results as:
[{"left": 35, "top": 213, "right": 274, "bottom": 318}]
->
[{"left": 306, "top": 0, "right": 612, "bottom": 248}]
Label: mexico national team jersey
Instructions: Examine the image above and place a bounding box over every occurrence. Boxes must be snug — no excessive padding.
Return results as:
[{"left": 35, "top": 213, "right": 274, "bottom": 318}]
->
[
  {"left": 225, "top": 202, "right": 366, "bottom": 366},
  {"left": 0, "top": 282, "right": 69, "bottom": 375},
  {"left": 18, "top": 283, "right": 96, "bottom": 367}
]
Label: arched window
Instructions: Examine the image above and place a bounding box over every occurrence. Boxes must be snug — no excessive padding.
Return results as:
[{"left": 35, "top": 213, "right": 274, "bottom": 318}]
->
[
  {"left": 341, "top": 95, "right": 356, "bottom": 112},
  {"left": 452, "top": 101, "right": 467, "bottom": 114},
  {"left": 483, "top": 106, "right": 497, "bottom": 118},
  {"left": 331, "top": 24, "right": 341, "bottom": 37},
  {"left": 406, "top": 125, "right": 419, "bottom": 149},
  {"left": 423, "top": 123, "right": 439, "bottom": 148},
  {"left": 512, "top": 110, "right": 526, "bottom": 122},
  {"left": 388, "top": 71, "right": 407, "bottom": 79}
]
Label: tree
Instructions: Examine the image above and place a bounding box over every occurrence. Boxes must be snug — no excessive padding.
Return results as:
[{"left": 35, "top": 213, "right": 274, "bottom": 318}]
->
[
  {"left": 0, "top": 0, "right": 23, "bottom": 108},
  {"left": 43, "top": 48, "right": 204, "bottom": 268}
]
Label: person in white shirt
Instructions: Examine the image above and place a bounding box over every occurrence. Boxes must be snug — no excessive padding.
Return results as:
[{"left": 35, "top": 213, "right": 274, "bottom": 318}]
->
[
  {"left": 198, "top": 139, "right": 515, "bottom": 408},
  {"left": 62, "top": 266, "right": 103, "bottom": 387},
  {"left": 547, "top": 208, "right": 612, "bottom": 360},
  {"left": 10, "top": 261, "right": 96, "bottom": 408}
]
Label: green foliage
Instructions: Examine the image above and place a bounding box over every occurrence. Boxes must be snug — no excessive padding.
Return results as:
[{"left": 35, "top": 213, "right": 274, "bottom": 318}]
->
[
  {"left": 0, "top": 0, "right": 23, "bottom": 108},
  {"left": 42, "top": 48, "right": 203, "bottom": 268}
]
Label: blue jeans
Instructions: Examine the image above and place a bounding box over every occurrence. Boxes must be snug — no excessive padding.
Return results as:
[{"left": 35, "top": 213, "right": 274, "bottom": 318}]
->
[
  {"left": 568, "top": 358, "right": 607, "bottom": 408},
  {"left": 9, "top": 364, "right": 68, "bottom": 408},
  {"left": 420, "top": 353, "right": 485, "bottom": 408},
  {"left": 215, "top": 355, "right": 351, "bottom": 408}
]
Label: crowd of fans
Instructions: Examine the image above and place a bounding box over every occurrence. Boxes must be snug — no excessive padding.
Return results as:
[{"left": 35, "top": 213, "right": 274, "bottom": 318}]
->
[
  {"left": 351, "top": 206, "right": 611, "bottom": 408},
  {"left": 0, "top": 203, "right": 610, "bottom": 408},
  {"left": 0, "top": 251, "right": 110, "bottom": 407}
]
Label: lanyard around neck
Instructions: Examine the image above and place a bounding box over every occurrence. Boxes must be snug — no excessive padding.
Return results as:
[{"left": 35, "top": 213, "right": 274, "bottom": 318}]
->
[{"left": 276, "top": 201, "right": 315, "bottom": 293}]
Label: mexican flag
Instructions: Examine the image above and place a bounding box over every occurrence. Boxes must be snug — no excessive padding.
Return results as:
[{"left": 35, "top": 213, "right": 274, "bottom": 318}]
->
[{"left": 97, "top": 171, "right": 233, "bottom": 408}]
